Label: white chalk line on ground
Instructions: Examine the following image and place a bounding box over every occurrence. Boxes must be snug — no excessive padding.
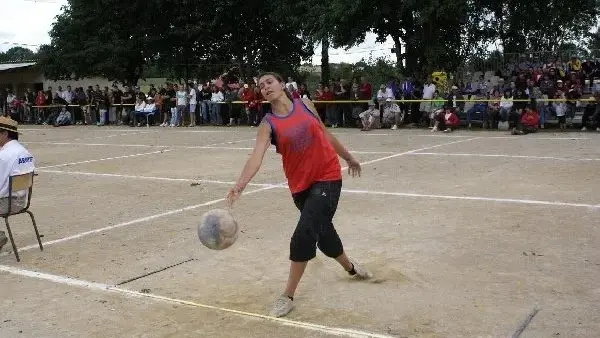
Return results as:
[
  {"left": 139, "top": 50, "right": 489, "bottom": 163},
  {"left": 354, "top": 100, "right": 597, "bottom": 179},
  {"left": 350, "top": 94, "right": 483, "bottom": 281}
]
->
[
  {"left": 37, "top": 170, "right": 277, "bottom": 187},
  {"left": 16, "top": 184, "right": 277, "bottom": 253},
  {"left": 24, "top": 141, "right": 395, "bottom": 155},
  {"left": 36, "top": 150, "right": 174, "bottom": 169},
  {"left": 340, "top": 189, "right": 600, "bottom": 209},
  {"left": 0, "top": 265, "right": 394, "bottom": 338},
  {"left": 333, "top": 132, "right": 592, "bottom": 140},
  {"left": 39, "top": 169, "right": 600, "bottom": 210},
  {"left": 357, "top": 137, "right": 480, "bottom": 166},
  {"left": 17, "top": 137, "right": 476, "bottom": 255},
  {"left": 410, "top": 152, "right": 600, "bottom": 162},
  {"left": 66, "top": 131, "right": 151, "bottom": 142}
]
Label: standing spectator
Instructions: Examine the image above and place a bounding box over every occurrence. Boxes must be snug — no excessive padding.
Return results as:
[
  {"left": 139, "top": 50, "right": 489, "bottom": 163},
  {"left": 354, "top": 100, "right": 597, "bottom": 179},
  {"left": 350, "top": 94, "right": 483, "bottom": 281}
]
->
[
  {"left": 171, "top": 84, "right": 187, "bottom": 127},
  {"left": 420, "top": 77, "right": 436, "bottom": 126},
  {"left": 112, "top": 85, "right": 123, "bottom": 125},
  {"left": 359, "top": 76, "right": 372, "bottom": 100},
  {"left": 34, "top": 91, "right": 45, "bottom": 124},
  {"left": 96, "top": 88, "right": 110, "bottom": 126},
  {"left": 298, "top": 84, "right": 311, "bottom": 99},
  {"left": 321, "top": 85, "right": 336, "bottom": 127},
  {"left": 188, "top": 82, "right": 197, "bottom": 127},
  {"left": 553, "top": 90, "right": 568, "bottom": 130},
  {"left": 209, "top": 86, "right": 224, "bottom": 125}
]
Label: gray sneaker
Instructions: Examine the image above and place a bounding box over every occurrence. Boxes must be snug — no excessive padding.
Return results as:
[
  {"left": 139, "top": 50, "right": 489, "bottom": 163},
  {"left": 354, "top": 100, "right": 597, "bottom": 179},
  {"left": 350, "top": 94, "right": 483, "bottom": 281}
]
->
[
  {"left": 0, "top": 231, "right": 7, "bottom": 251},
  {"left": 350, "top": 259, "right": 373, "bottom": 279},
  {"left": 269, "top": 295, "right": 294, "bottom": 318}
]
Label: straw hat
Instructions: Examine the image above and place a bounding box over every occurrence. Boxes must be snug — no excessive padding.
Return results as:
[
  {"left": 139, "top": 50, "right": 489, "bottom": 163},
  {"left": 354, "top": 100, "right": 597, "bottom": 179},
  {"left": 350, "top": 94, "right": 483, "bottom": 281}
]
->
[{"left": 0, "top": 116, "right": 20, "bottom": 134}]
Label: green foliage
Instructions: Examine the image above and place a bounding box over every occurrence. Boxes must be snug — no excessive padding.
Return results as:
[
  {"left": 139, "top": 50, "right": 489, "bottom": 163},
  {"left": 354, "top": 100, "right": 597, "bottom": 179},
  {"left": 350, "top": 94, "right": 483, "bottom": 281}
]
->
[
  {"left": 0, "top": 47, "right": 37, "bottom": 63},
  {"left": 35, "top": 0, "right": 600, "bottom": 85},
  {"left": 478, "top": 0, "right": 600, "bottom": 53},
  {"left": 39, "top": 0, "right": 312, "bottom": 85},
  {"left": 39, "top": 0, "right": 168, "bottom": 85}
]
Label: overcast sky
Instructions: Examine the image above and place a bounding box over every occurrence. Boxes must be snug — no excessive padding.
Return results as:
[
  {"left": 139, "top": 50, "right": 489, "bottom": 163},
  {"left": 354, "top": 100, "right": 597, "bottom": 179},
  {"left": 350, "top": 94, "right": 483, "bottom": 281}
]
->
[{"left": 0, "top": 0, "right": 396, "bottom": 65}]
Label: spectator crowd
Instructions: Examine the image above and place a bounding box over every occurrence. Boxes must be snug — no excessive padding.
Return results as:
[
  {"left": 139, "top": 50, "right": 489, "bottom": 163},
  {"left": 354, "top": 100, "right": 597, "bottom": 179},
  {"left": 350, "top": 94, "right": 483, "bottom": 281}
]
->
[{"left": 1, "top": 55, "right": 599, "bottom": 135}]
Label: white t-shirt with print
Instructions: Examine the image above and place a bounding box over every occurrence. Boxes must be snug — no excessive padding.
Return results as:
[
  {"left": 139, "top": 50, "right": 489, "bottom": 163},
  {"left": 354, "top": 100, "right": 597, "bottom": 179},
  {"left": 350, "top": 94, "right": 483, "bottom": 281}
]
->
[
  {"left": 176, "top": 90, "right": 187, "bottom": 106},
  {"left": 0, "top": 140, "right": 34, "bottom": 198}
]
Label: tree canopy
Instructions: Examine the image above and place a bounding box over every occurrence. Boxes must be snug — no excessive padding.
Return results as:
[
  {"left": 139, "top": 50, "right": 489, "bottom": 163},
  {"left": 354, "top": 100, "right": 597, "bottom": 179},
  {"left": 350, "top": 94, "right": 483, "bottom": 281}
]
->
[
  {"left": 36, "top": 0, "right": 600, "bottom": 84},
  {"left": 0, "top": 47, "right": 37, "bottom": 63}
]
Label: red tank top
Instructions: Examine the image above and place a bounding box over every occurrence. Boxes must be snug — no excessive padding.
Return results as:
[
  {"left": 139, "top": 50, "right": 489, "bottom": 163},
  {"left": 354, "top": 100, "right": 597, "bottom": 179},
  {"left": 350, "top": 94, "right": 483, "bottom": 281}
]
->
[{"left": 263, "top": 99, "right": 342, "bottom": 194}]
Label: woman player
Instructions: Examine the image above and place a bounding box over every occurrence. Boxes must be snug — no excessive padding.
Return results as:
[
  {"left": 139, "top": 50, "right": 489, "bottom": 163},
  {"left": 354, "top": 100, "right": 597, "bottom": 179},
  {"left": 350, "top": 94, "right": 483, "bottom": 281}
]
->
[{"left": 226, "top": 72, "right": 372, "bottom": 318}]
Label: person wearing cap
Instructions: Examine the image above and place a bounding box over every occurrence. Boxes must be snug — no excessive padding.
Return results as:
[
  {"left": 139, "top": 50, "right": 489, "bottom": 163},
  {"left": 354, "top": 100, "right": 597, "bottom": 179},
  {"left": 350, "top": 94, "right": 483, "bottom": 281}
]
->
[
  {"left": 0, "top": 117, "right": 34, "bottom": 251},
  {"left": 54, "top": 105, "right": 72, "bottom": 127},
  {"left": 382, "top": 97, "right": 403, "bottom": 130},
  {"left": 358, "top": 100, "right": 380, "bottom": 131}
]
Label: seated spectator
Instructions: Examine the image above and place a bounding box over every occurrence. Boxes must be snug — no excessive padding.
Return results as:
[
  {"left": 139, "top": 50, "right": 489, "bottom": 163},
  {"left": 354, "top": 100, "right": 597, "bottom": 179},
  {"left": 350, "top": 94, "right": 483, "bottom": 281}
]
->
[
  {"left": 53, "top": 105, "right": 72, "bottom": 127},
  {"left": 133, "top": 97, "right": 157, "bottom": 127},
  {"left": 0, "top": 117, "right": 34, "bottom": 251},
  {"left": 428, "top": 91, "right": 445, "bottom": 128},
  {"left": 445, "top": 85, "right": 464, "bottom": 115},
  {"left": 512, "top": 102, "right": 539, "bottom": 135},
  {"left": 487, "top": 90, "right": 502, "bottom": 129},
  {"left": 359, "top": 101, "right": 380, "bottom": 131},
  {"left": 431, "top": 106, "right": 459, "bottom": 133},
  {"left": 382, "top": 98, "right": 403, "bottom": 130},
  {"left": 466, "top": 90, "right": 488, "bottom": 129},
  {"left": 581, "top": 91, "right": 600, "bottom": 132},
  {"left": 499, "top": 91, "right": 514, "bottom": 122}
]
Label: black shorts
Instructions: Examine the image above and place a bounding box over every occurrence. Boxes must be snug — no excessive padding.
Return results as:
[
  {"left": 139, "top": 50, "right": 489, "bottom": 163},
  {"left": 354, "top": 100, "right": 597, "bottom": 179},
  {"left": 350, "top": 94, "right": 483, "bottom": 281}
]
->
[{"left": 289, "top": 180, "right": 344, "bottom": 262}]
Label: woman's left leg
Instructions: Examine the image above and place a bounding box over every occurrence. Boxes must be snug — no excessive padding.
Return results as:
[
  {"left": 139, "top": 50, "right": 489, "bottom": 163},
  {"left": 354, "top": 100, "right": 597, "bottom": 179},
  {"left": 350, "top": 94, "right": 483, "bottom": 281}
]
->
[{"left": 271, "top": 180, "right": 371, "bottom": 318}]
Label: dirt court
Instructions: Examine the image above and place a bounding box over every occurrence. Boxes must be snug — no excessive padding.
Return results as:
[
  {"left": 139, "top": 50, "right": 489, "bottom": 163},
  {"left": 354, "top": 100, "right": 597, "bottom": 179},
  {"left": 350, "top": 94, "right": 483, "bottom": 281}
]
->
[{"left": 0, "top": 126, "right": 598, "bottom": 338}]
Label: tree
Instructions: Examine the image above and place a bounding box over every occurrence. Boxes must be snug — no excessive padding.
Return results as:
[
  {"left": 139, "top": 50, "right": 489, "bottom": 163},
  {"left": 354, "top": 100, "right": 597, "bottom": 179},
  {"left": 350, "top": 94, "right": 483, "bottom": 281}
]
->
[
  {"left": 38, "top": 0, "right": 172, "bottom": 85},
  {"left": 478, "top": 0, "right": 600, "bottom": 53},
  {"left": 0, "top": 47, "right": 37, "bottom": 63},
  {"left": 325, "top": 0, "right": 480, "bottom": 77},
  {"left": 588, "top": 30, "right": 600, "bottom": 58}
]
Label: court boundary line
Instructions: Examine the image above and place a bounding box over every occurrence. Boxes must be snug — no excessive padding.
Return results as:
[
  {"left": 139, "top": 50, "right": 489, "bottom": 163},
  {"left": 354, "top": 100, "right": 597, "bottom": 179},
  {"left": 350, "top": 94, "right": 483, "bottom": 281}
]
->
[
  {"left": 25, "top": 141, "right": 395, "bottom": 155},
  {"left": 37, "top": 149, "right": 174, "bottom": 169},
  {"left": 37, "top": 169, "right": 600, "bottom": 210},
  {"left": 334, "top": 133, "right": 591, "bottom": 140},
  {"left": 15, "top": 184, "right": 278, "bottom": 252},
  {"left": 409, "top": 152, "right": 600, "bottom": 162},
  {"left": 0, "top": 264, "right": 395, "bottom": 338},
  {"left": 13, "top": 137, "right": 478, "bottom": 254}
]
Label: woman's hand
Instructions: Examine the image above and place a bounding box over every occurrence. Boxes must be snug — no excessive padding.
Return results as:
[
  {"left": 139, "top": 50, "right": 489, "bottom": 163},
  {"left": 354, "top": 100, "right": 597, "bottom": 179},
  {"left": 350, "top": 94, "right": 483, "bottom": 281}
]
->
[
  {"left": 346, "top": 157, "right": 362, "bottom": 177},
  {"left": 226, "top": 185, "right": 243, "bottom": 207}
]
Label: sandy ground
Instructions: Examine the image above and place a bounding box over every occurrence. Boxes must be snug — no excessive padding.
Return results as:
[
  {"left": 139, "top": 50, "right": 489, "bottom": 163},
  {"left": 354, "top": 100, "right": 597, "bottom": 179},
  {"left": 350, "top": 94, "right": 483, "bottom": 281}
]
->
[{"left": 0, "top": 126, "right": 599, "bottom": 338}]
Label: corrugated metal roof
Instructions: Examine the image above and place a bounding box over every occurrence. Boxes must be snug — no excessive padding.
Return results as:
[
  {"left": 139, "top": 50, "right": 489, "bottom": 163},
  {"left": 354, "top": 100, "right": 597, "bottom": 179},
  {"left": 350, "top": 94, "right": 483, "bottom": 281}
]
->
[{"left": 0, "top": 62, "right": 36, "bottom": 72}]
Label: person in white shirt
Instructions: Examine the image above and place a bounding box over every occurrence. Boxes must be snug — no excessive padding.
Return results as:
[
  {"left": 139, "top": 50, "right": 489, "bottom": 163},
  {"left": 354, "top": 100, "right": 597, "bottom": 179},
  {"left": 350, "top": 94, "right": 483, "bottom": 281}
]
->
[
  {"left": 210, "top": 87, "right": 224, "bottom": 125},
  {"left": 499, "top": 91, "right": 514, "bottom": 122},
  {"left": 0, "top": 117, "right": 34, "bottom": 251},
  {"left": 382, "top": 98, "right": 403, "bottom": 130},
  {"left": 359, "top": 100, "right": 380, "bottom": 131},
  {"left": 420, "top": 77, "right": 436, "bottom": 122},
  {"left": 188, "top": 83, "right": 197, "bottom": 126},
  {"left": 170, "top": 84, "right": 188, "bottom": 127}
]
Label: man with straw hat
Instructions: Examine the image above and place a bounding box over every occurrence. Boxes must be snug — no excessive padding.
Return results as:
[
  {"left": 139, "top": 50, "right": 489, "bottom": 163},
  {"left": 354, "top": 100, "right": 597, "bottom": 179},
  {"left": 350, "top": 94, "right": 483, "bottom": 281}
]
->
[{"left": 0, "top": 117, "right": 35, "bottom": 250}]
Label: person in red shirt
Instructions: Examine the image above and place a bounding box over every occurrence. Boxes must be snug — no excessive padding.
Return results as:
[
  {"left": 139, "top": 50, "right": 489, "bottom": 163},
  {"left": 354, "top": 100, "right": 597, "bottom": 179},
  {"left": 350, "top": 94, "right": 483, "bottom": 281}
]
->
[
  {"left": 227, "top": 72, "right": 372, "bottom": 318},
  {"left": 431, "top": 105, "right": 459, "bottom": 132},
  {"left": 512, "top": 101, "right": 540, "bottom": 135}
]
